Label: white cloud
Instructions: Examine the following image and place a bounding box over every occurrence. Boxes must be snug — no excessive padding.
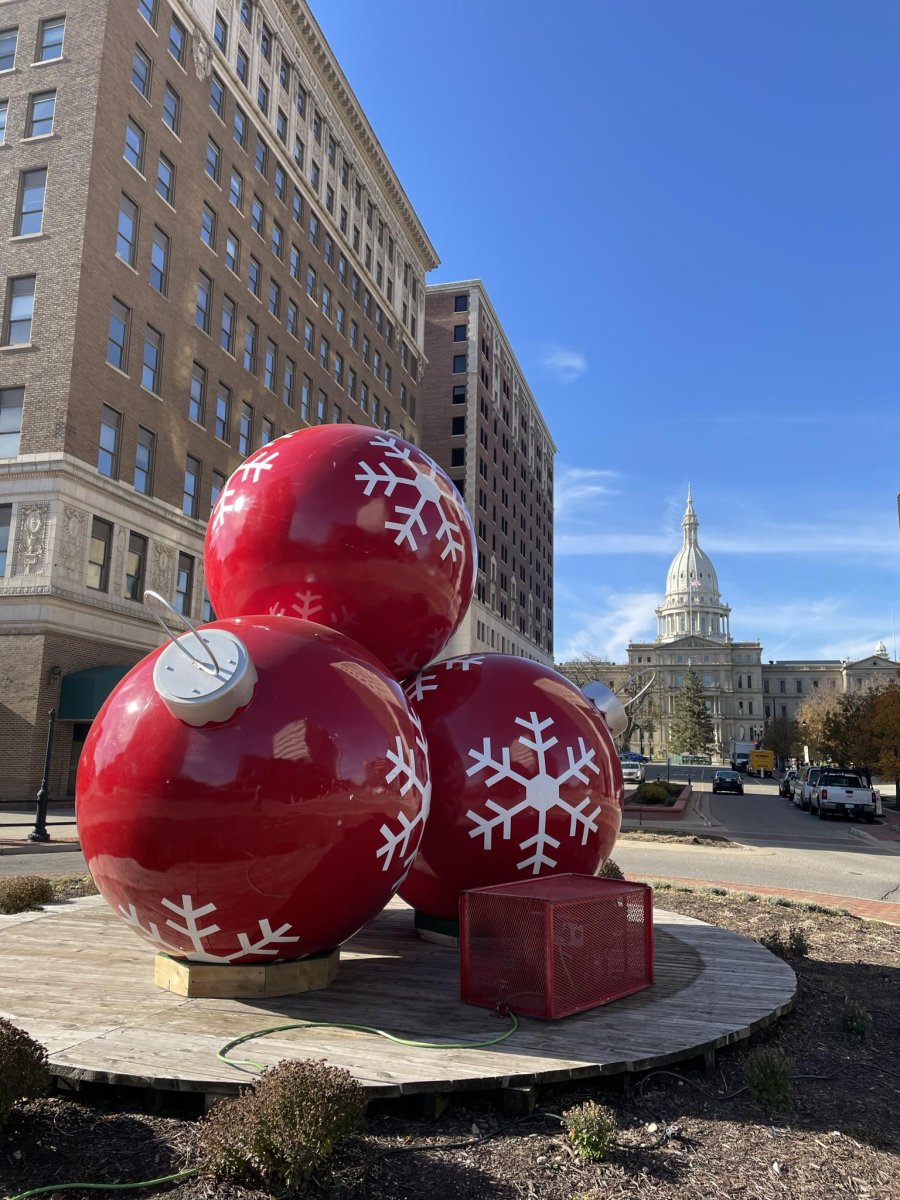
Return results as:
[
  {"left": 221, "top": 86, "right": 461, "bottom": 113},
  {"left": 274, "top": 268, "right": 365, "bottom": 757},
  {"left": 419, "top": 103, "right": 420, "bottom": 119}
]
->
[
  {"left": 554, "top": 466, "right": 619, "bottom": 517},
  {"left": 557, "top": 590, "right": 661, "bottom": 663},
  {"left": 556, "top": 522, "right": 898, "bottom": 558},
  {"left": 538, "top": 345, "right": 588, "bottom": 384}
]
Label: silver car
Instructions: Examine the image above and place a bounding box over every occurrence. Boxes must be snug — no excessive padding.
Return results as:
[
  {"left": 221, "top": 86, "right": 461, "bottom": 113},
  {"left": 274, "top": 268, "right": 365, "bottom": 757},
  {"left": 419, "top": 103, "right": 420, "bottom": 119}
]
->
[{"left": 620, "top": 759, "right": 645, "bottom": 783}]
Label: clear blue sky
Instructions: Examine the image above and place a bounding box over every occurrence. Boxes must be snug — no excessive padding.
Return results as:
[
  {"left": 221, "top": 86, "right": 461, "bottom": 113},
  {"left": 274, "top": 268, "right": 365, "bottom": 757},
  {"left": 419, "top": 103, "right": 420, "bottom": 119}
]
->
[{"left": 314, "top": 0, "right": 900, "bottom": 664}]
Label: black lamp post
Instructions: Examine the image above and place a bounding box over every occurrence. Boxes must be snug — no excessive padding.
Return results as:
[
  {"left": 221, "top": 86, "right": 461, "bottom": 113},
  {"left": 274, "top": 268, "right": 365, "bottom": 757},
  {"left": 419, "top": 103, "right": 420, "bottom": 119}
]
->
[{"left": 29, "top": 707, "right": 56, "bottom": 843}]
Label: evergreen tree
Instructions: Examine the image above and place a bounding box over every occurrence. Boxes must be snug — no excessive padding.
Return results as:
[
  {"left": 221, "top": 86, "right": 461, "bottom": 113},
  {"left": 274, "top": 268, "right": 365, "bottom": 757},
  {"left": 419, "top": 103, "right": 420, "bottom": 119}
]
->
[{"left": 669, "top": 667, "right": 716, "bottom": 756}]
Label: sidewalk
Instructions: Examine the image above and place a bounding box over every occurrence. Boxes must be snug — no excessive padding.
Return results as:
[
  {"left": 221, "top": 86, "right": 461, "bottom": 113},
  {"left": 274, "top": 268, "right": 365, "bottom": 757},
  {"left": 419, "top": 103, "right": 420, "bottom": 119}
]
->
[
  {"left": 0, "top": 802, "right": 79, "bottom": 853},
  {"left": 641, "top": 873, "right": 900, "bottom": 926}
]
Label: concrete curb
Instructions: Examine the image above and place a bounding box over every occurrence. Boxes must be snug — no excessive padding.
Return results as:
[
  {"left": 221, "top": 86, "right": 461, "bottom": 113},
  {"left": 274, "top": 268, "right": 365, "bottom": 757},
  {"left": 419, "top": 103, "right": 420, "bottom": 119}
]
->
[{"left": 0, "top": 840, "right": 82, "bottom": 856}]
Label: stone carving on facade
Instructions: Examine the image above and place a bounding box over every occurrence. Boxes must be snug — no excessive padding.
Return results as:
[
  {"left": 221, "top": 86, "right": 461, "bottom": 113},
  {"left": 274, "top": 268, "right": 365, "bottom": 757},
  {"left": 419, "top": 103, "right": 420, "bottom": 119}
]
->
[
  {"left": 152, "top": 543, "right": 175, "bottom": 598},
  {"left": 191, "top": 32, "right": 213, "bottom": 80},
  {"left": 15, "top": 504, "right": 49, "bottom": 576},
  {"left": 58, "top": 505, "right": 88, "bottom": 582},
  {"left": 112, "top": 528, "right": 127, "bottom": 596}
]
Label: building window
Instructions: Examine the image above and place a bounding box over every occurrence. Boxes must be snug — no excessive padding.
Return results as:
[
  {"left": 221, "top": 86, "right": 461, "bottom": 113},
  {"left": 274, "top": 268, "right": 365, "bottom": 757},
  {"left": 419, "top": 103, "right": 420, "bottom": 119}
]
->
[
  {"left": 306, "top": 265, "right": 317, "bottom": 300},
  {"left": 243, "top": 318, "right": 257, "bottom": 373},
  {"left": 238, "top": 401, "right": 252, "bottom": 454},
  {"left": 0, "top": 27, "right": 17, "bottom": 71},
  {"left": 321, "top": 285, "right": 331, "bottom": 318},
  {"left": 301, "top": 374, "right": 311, "bottom": 420},
  {"left": 779, "top": 679, "right": 786, "bottom": 693},
  {"left": 259, "top": 22, "right": 272, "bottom": 61},
  {"left": 286, "top": 298, "right": 298, "bottom": 337},
  {"left": 303, "top": 319, "right": 314, "bottom": 353},
  {"left": 205, "top": 137, "right": 221, "bottom": 182},
  {"left": 255, "top": 135, "right": 268, "bottom": 177},
  {"left": 233, "top": 106, "right": 248, "bottom": 150},
  {"left": 124, "top": 119, "right": 144, "bottom": 172},
  {"left": 225, "top": 230, "right": 239, "bottom": 273},
  {"left": 15, "top": 168, "right": 47, "bottom": 236},
  {"left": 200, "top": 203, "right": 217, "bottom": 250},
  {"left": 0, "top": 101, "right": 7, "bottom": 145},
  {"left": 282, "top": 356, "right": 295, "bottom": 407},
  {"left": 268, "top": 277, "right": 280, "bottom": 317},
  {"left": 229, "top": 169, "right": 244, "bottom": 210},
  {"left": 37, "top": 15, "right": 65, "bottom": 61},
  {"left": 248, "top": 255, "right": 261, "bottom": 298},
  {"left": 251, "top": 195, "right": 264, "bottom": 234},
  {"left": 215, "top": 383, "right": 230, "bottom": 441},
  {"left": 453, "top": 324, "right": 466, "bottom": 342},
  {"left": 175, "top": 553, "right": 194, "bottom": 616},
  {"left": 333, "top": 351, "right": 343, "bottom": 385},
  {"left": 133, "top": 424, "right": 154, "bottom": 495},
  {"left": 25, "top": 90, "right": 56, "bottom": 138},
  {"left": 210, "top": 73, "right": 226, "bottom": 120},
  {"left": 294, "top": 135, "right": 305, "bottom": 169},
  {"left": 239, "top": 1, "right": 252, "bottom": 30},
  {"left": 87, "top": 518, "right": 113, "bottom": 592},
  {"left": 309, "top": 213, "right": 319, "bottom": 245},
  {"left": 213, "top": 11, "right": 228, "bottom": 52},
  {"left": 451, "top": 447, "right": 465, "bottom": 467},
  {"left": 236, "top": 45, "right": 249, "bottom": 85},
  {"left": 3, "top": 276, "right": 35, "bottom": 345},
  {"left": 124, "top": 532, "right": 148, "bottom": 602},
  {"left": 271, "top": 220, "right": 283, "bottom": 259},
  {"left": 796, "top": 679, "right": 803, "bottom": 693},
  {"left": 131, "top": 46, "right": 152, "bottom": 99},
  {"left": 168, "top": 16, "right": 186, "bottom": 65},
  {"left": 257, "top": 79, "right": 269, "bottom": 116},
  {"left": 454, "top": 294, "right": 469, "bottom": 313},
  {"left": 156, "top": 153, "right": 175, "bottom": 204},
  {"left": 0, "top": 387, "right": 24, "bottom": 458},
  {"left": 452, "top": 354, "right": 466, "bottom": 373},
  {"left": 319, "top": 335, "right": 329, "bottom": 371},
  {"left": 276, "top": 108, "right": 287, "bottom": 143},
  {"left": 0, "top": 504, "right": 10, "bottom": 576},
  {"left": 183, "top": 455, "right": 201, "bottom": 517},
  {"left": 264, "top": 338, "right": 277, "bottom": 391},
  {"left": 274, "top": 161, "right": 286, "bottom": 201},
  {"left": 188, "top": 362, "right": 206, "bottom": 425},
  {"left": 220, "top": 295, "right": 235, "bottom": 354},
  {"left": 141, "top": 325, "right": 163, "bottom": 393},
  {"left": 162, "top": 83, "right": 180, "bottom": 133},
  {"left": 150, "top": 225, "right": 170, "bottom": 293},
  {"left": 195, "top": 271, "right": 212, "bottom": 333},
  {"left": 106, "top": 299, "right": 130, "bottom": 370},
  {"left": 316, "top": 390, "right": 327, "bottom": 424},
  {"left": 115, "top": 194, "right": 139, "bottom": 266},
  {"left": 211, "top": 470, "right": 225, "bottom": 509},
  {"left": 138, "top": 0, "right": 157, "bottom": 28},
  {"left": 451, "top": 416, "right": 465, "bottom": 435}
]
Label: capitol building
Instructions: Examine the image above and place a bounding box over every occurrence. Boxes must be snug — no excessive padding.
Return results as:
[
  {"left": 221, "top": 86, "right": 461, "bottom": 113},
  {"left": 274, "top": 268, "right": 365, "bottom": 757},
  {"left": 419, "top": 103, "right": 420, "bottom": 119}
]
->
[{"left": 562, "top": 490, "right": 899, "bottom": 760}]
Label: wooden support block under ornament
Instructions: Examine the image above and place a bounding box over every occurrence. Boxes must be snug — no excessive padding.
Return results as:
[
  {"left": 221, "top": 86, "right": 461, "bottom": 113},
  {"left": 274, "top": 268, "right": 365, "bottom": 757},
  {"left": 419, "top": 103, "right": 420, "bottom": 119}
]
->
[
  {"left": 413, "top": 910, "right": 459, "bottom": 947},
  {"left": 153, "top": 948, "right": 340, "bottom": 998}
]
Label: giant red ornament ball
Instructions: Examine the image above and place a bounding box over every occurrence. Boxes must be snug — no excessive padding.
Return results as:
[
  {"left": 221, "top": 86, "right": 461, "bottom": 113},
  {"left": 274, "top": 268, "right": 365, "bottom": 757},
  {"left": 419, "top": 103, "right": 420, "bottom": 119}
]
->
[
  {"left": 203, "top": 425, "right": 477, "bottom": 679},
  {"left": 76, "top": 615, "right": 431, "bottom": 963},
  {"left": 399, "top": 654, "right": 624, "bottom": 921}
]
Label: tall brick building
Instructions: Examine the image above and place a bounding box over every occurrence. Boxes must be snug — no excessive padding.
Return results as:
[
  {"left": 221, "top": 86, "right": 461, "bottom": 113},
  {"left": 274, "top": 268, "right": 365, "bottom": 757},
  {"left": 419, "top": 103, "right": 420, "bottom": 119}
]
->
[
  {"left": 0, "top": 0, "right": 438, "bottom": 798},
  {"left": 421, "top": 281, "right": 555, "bottom": 665}
]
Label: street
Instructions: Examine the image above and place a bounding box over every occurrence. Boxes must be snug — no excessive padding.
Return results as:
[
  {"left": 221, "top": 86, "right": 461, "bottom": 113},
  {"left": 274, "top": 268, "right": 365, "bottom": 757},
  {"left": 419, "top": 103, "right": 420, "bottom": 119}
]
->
[{"left": 617, "top": 772, "right": 900, "bottom": 903}]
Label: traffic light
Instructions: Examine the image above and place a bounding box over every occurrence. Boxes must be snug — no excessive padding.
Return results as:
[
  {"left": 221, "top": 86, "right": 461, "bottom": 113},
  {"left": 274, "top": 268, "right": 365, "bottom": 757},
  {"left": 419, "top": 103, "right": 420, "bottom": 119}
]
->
[{"left": 754, "top": 740, "right": 760, "bottom": 749}]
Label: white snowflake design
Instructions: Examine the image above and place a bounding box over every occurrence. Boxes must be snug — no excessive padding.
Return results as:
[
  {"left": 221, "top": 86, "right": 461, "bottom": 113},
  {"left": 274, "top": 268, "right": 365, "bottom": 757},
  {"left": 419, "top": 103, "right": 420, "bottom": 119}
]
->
[
  {"left": 211, "top": 448, "right": 279, "bottom": 533},
  {"left": 405, "top": 656, "right": 486, "bottom": 703},
  {"left": 355, "top": 435, "right": 467, "bottom": 561},
  {"left": 376, "top": 712, "right": 431, "bottom": 883},
  {"left": 118, "top": 895, "right": 299, "bottom": 963},
  {"left": 466, "top": 711, "right": 602, "bottom": 875}
]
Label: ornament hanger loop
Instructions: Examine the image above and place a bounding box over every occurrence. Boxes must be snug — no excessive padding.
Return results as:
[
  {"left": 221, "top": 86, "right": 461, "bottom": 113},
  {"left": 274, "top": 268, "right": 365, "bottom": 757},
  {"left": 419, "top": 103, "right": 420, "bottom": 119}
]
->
[{"left": 143, "top": 590, "right": 221, "bottom": 676}]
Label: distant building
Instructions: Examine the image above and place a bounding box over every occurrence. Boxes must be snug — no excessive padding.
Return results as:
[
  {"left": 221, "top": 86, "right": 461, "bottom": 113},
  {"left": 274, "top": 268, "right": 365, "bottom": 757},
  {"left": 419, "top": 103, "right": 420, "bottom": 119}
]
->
[
  {"left": 0, "top": 0, "right": 437, "bottom": 798},
  {"left": 560, "top": 490, "right": 899, "bottom": 759},
  {"left": 421, "top": 281, "right": 555, "bottom": 664}
]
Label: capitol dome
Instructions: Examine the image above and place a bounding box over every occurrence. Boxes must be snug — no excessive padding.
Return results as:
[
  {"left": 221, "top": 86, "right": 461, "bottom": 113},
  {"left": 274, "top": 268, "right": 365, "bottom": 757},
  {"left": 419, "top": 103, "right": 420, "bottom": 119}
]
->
[{"left": 655, "top": 488, "right": 732, "bottom": 643}]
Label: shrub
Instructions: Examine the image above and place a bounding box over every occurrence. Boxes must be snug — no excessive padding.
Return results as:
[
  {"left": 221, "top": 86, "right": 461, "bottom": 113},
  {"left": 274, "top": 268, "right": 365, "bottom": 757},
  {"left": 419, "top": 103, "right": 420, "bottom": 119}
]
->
[
  {"left": 0, "top": 1018, "right": 50, "bottom": 1127},
  {"left": 633, "top": 781, "right": 679, "bottom": 805},
  {"left": 841, "top": 998, "right": 872, "bottom": 1042},
  {"left": 599, "top": 859, "right": 624, "bottom": 881},
  {"left": 0, "top": 875, "right": 55, "bottom": 915},
  {"left": 759, "top": 926, "right": 809, "bottom": 960},
  {"left": 199, "top": 1058, "right": 366, "bottom": 1194},
  {"left": 744, "top": 1047, "right": 793, "bottom": 1113},
  {"left": 563, "top": 1100, "right": 618, "bottom": 1162}
]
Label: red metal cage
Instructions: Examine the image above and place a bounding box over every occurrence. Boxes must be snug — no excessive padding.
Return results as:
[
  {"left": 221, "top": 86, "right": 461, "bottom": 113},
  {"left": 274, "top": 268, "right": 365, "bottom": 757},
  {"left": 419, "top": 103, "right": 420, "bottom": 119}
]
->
[{"left": 460, "top": 874, "right": 654, "bottom": 1020}]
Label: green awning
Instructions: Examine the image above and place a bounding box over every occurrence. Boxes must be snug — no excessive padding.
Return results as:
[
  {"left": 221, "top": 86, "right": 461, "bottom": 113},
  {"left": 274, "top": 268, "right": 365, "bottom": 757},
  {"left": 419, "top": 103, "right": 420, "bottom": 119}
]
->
[{"left": 58, "top": 665, "right": 131, "bottom": 721}]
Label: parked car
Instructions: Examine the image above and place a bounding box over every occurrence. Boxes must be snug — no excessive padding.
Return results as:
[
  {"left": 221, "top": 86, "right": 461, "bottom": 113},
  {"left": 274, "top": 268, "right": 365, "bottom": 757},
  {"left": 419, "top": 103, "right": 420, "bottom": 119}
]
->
[
  {"left": 809, "top": 770, "right": 878, "bottom": 822},
  {"left": 792, "top": 766, "right": 822, "bottom": 810},
  {"left": 779, "top": 769, "right": 797, "bottom": 798},
  {"left": 712, "top": 769, "right": 744, "bottom": 794},
  {"left": 620, "top": 758, "right": 645, "bottom": 784}
]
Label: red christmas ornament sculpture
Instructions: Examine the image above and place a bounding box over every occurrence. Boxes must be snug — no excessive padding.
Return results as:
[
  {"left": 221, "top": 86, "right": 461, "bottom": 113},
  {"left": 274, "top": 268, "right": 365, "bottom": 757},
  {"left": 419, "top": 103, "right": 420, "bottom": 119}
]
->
[
  {"left": 203, "top": 425, "right": 477, "bottom": 679},
  {"left": 399, "top": 655, "right": 623, "bottom": 922},
  {"left": 76, "top": 614, "right": 430, "bottom": 963}
]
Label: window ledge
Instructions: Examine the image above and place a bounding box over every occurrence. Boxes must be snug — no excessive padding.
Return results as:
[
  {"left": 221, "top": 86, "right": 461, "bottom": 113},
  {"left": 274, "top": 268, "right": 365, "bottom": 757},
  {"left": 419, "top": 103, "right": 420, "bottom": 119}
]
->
[
  {"left": 20, "top": 133, "right": 58, "bottom": 144},
  {"left": 29, "top": 57, "right": 67, "bottom": 68},
  {"left": 0, "top": 342, "right": 36, "bottom": 353},
  {"left": 105, "top": 362, "right": 131, "bottom": 381},
  {"left": 9, "top": 232, "right": 46, "bottom": 242}
]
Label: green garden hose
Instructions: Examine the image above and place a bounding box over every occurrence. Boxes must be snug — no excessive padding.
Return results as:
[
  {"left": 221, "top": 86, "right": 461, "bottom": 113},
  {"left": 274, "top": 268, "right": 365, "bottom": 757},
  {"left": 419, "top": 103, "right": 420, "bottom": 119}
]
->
[{"left": 4, "top": 1168, "right": 199, "bottom": 1200}]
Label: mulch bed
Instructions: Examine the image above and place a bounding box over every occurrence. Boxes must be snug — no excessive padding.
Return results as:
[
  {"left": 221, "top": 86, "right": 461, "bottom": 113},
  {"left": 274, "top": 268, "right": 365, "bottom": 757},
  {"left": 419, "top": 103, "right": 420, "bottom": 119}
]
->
[{"left": 2, "top": 887, "right": 899, "bottom": 1199}]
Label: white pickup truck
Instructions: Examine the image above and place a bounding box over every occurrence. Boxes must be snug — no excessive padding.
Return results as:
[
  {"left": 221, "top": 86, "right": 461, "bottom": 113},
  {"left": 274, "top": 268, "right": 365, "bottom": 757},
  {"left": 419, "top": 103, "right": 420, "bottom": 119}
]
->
[{"left": 809, "top": 769, "right": 878, "bottom": 823}]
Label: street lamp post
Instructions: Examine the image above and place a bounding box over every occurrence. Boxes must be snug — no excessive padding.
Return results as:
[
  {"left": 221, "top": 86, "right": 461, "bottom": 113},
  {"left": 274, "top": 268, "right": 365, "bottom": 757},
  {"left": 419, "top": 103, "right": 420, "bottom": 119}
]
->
[{"left": 29, "top": 707, "right": 57, "bottom": 843}]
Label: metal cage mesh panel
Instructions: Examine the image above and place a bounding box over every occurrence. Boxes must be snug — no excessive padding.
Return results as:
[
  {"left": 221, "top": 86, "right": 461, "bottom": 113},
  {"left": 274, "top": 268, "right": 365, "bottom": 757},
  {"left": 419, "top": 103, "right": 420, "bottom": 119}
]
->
[{"left": 460, "top": 875, "right": 654, "bottom": 1020}]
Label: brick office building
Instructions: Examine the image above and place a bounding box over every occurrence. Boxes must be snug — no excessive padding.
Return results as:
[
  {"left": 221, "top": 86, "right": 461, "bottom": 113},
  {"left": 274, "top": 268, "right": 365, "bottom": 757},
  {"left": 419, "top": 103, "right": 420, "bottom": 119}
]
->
[
  {"left": 0, "top": 0, "right": 438, "bottom": 798},
  {"left": 421, "top": 281, "right": 555, "bottom": 665}
]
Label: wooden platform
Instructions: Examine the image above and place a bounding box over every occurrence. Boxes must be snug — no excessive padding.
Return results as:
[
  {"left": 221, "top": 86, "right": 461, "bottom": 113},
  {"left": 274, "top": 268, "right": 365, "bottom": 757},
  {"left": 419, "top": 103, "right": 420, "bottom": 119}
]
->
[{"left": 0, "top": 896, "right": 796, "bottom": 1101}]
